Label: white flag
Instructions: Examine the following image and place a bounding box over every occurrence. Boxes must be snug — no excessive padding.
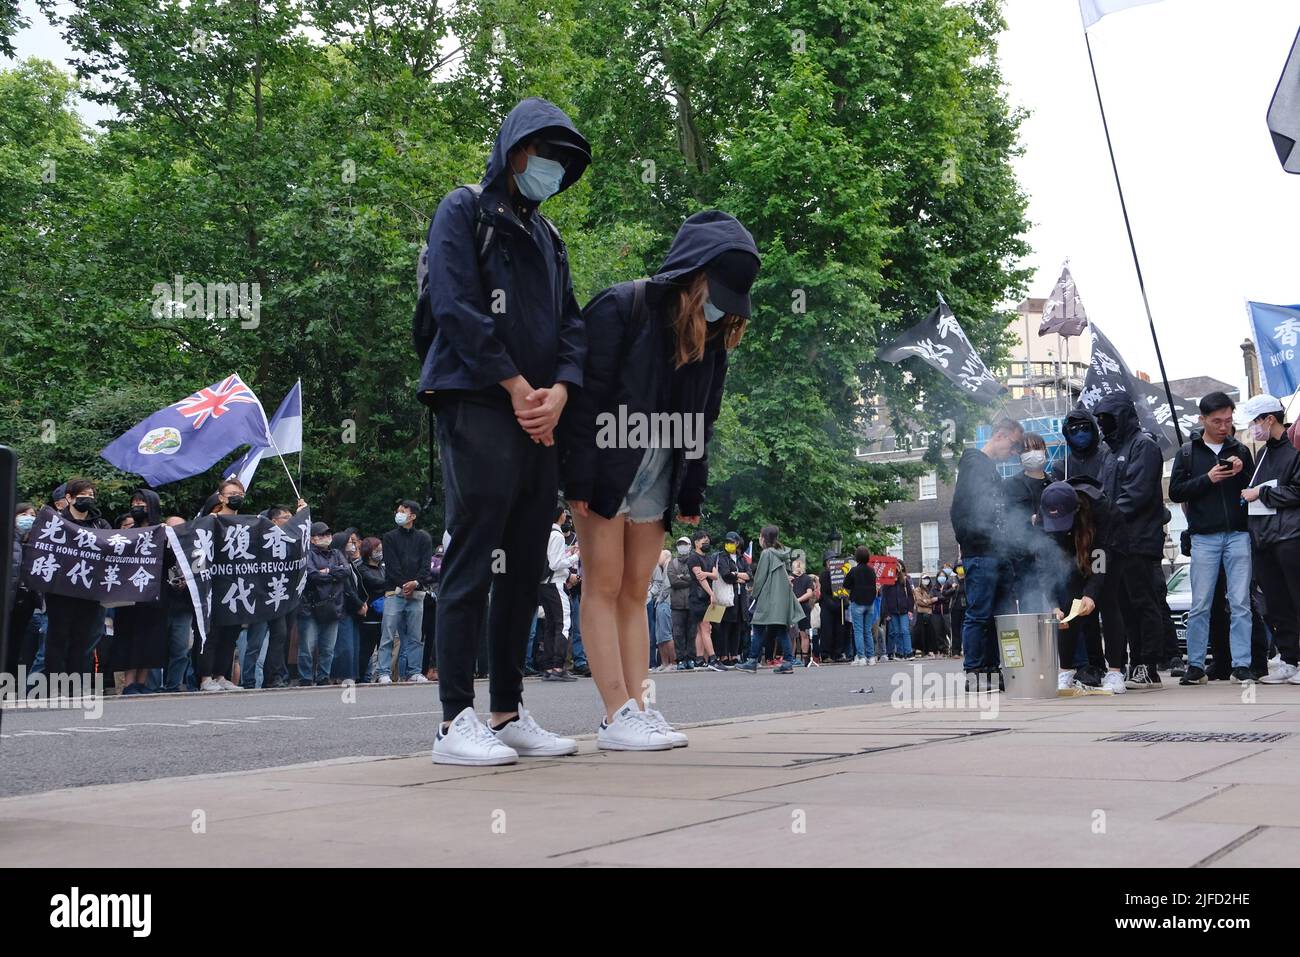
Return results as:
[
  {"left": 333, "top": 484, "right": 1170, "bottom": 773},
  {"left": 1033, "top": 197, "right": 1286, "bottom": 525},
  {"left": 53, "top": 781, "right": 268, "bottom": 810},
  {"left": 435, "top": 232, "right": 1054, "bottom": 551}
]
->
[{"left": 1079, "top": 0, "right": 1165, "bottom": 29}]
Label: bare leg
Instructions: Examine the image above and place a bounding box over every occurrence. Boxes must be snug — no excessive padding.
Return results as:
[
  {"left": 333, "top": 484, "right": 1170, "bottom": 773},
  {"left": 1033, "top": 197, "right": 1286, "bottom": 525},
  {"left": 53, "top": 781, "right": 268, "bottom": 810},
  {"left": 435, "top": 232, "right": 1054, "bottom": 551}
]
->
[
  {"left": 571, "top": 508, "right": 631, "bottom": 721},
  {"left": 617, "top": 521, "right": 667, "bottom": 709}
]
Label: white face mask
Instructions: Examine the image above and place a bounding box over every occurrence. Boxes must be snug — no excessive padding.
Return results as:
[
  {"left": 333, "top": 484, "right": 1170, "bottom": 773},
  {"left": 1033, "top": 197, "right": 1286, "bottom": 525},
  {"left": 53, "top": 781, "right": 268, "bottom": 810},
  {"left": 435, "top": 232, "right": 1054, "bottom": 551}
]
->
[
  {"left": 676, "top": 545, "right": 690, "bottom": 556},
  {"left": 1251, "top": 421, "right": 1271, "bottom": 442},
  {"left": 1020, "top": 450, "right": 1047, "bottom": 470}
]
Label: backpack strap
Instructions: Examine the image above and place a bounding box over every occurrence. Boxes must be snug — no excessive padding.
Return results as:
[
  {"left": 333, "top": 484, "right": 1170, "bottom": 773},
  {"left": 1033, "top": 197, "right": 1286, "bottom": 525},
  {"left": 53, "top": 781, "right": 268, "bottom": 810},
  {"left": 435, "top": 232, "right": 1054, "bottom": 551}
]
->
[{"left": 461, "top": 184, "right": 495, "bottom": 259}]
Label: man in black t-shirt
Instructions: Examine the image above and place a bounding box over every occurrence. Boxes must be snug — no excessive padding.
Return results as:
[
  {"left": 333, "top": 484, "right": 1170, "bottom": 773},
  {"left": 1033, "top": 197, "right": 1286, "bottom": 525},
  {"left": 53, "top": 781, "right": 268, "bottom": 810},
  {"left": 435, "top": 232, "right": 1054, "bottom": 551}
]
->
[{"left": 685, "top": 530, "right": 723, "bottom": 670}]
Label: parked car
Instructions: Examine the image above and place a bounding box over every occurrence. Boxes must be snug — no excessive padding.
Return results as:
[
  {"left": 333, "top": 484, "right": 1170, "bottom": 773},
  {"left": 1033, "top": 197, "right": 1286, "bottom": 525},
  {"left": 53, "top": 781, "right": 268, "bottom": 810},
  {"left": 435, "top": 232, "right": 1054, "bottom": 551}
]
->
[{"left": 1165, "top": 565, "right": 1190, "bottom": 657}]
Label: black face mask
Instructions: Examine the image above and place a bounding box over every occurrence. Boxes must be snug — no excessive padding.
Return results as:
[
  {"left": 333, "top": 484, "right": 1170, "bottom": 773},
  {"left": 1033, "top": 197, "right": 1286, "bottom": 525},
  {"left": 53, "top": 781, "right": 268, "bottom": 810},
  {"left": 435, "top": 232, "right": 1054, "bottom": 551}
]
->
[
  {"left": 73, "top": 496, "right": 95, "bottom": 513},
  {"left": 130, "top": 506, "right": 149, "bottom": 523},
  {"left": 226, "top": 495, "right": 245, "bottom": 510}
]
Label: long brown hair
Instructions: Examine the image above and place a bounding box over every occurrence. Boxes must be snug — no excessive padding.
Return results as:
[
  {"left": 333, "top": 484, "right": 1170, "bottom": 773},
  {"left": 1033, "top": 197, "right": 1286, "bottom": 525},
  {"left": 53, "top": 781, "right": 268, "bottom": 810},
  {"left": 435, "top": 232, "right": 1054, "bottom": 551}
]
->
[
  {"left": 671, "top": 272, "right": 747, "bottom": 368},
  {"left": 1073, "top": 495, "right": 1095, "bottom": 577}
]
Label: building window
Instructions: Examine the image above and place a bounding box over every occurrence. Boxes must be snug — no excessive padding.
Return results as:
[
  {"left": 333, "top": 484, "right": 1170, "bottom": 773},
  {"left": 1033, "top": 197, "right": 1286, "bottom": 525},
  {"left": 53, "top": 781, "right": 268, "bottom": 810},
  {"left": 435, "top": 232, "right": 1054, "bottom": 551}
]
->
[
  {"left": 918, "top": 471, "right": 937, "bottom": 500},
  {"left": 920, "top": 522, "right": 940, "bottom": 573},
  {"left": 886, "top": 528, "right": 904, "bottom": 560}
]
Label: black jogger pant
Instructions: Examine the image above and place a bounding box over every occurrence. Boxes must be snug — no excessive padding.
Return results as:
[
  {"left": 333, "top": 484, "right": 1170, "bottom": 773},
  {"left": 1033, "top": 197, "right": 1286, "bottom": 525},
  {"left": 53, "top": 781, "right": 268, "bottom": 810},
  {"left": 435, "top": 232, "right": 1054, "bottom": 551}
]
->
[
  {"left": 537, "top": 581, "right": 569, "bottom": 671},
  {"left": 434, "top": 397, "right": 557, "bottom": 723},
  {"left": 1254, "top": 537, "right": 1300, "bottom": 666}
]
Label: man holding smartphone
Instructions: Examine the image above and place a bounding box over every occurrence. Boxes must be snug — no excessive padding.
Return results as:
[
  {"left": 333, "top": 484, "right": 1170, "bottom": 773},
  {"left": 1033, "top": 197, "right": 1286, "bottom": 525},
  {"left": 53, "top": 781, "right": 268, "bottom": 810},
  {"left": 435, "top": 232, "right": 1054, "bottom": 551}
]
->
[{"left": 1169, "top": 392, "right": 1254, "bottom": 685}]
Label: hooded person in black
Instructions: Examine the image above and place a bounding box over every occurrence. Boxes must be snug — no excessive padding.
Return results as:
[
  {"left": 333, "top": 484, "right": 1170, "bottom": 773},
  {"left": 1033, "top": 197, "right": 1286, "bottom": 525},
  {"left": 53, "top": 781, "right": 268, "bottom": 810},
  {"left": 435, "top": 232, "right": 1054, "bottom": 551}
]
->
[
  {"left": 1056, "top": 407, "right": 1112, "bottom": 482},
  {"left": 1094, "top": 393, "right": 1167, "bottom": 688},
  {"left": 561, "top": 211, "right": 760, "bottom": 747},
  {"left": 423, "top": 97, "right": 591, "bottom": 766}
]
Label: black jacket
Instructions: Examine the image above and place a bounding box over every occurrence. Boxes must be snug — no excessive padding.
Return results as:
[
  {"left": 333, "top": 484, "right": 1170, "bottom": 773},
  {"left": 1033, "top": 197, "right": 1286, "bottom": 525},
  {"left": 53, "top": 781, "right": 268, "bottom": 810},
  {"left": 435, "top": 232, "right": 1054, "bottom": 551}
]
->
[
  {"left": 417, "top": 97, "right": 590, "bottom": 405},
  {"left": 1058, "top": 408, "right": 1112, "bottom": 482},
  {"left": 951, "top": 447, "right": 1004, "bottom": 558},
  {"left": 1045, "top": 477, "right": 1114, "bottom": 610},
  {"left": 304, "top": 545, "right": 350, "bottom": 617},
  {"left": 382, "top": 525, "right": 434, "bottom": 592},
  {"left": 1246, "top": 433, "right": 1300, "bottom": 548},
  {"left": 560, "top": 211, "right": 759, "bottom": 526},
  {"left": 1096, "top": 393, "right": 1166, "bottom": 558},
  {"left": 843, "top": 563, "right": 877, "bottom": 606},
  {"left": 1168, "top": 430, "right": 1252, "bottom": 536}
]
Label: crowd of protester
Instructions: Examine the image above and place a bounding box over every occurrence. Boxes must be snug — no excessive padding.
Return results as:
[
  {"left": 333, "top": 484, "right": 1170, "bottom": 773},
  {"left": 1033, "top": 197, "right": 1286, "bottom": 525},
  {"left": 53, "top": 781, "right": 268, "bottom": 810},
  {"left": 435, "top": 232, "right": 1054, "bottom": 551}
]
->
[{"left": 945, "top": 390, "right": 1300, "bottom": 695}]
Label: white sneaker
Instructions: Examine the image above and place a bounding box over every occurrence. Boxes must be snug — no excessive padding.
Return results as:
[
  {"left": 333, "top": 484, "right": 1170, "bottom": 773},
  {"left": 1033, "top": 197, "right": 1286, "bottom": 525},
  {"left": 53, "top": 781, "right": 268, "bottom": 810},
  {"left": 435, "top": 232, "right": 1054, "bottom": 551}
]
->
[
  {"left": 642, "top": 708, "right": 689, "bottom": 748},
  {"left": 867, "top": 656, "right": 878, "bottom": 666},
  {"left": 432, "top": 708, "right": 519, "bottom": 766},
  {"left": 1261, "top": 662, "right": 1299, "bottom": 684},
  {"left": 217, "top": 677, "right": 242, "bottom": 691},
  {"left": 200, "top": 677, "right": 223, "bottom": 693},
  {"left": 407, "top": 673, "right": 429, "bottom": 684},
  {"left": 1289, "top": 668, "right": 1300, "bottom": 685},
  {"left": 492, "top": 706, "right": 577, "bottom": 756},
  {"left": 376, "top": 674, "right": 392, "bottom": 685},
  {"left": 1101, "top": 670, "right": 1127, "bottom": 695},
  {"left": 598, "top": 699, "right": 673, "bottom": 751},
  {"left": 1058, "top": 670, "right": 1075, "bottom": 691}
]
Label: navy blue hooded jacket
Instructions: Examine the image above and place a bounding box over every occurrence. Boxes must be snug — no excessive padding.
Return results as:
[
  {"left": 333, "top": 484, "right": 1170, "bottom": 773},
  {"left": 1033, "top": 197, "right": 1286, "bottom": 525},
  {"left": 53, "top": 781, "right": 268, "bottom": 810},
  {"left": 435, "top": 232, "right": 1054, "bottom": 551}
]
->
[
  {"left": 559, "top": 211, "right": 760, "bottom": 526},
  {"left": 417, "top": 98, "right": 591, "bottom": 405}
]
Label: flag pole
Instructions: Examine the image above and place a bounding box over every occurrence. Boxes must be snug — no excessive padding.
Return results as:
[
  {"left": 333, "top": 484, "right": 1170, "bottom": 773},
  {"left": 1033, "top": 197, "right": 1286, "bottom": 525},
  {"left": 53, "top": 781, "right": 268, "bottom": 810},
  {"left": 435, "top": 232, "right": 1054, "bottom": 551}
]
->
[
  {"left": 267, "top": 432, "right": 302, "bottom": 503},
  {"left": 1084, "top": 28, "right": 1184, "bottom": 447}
]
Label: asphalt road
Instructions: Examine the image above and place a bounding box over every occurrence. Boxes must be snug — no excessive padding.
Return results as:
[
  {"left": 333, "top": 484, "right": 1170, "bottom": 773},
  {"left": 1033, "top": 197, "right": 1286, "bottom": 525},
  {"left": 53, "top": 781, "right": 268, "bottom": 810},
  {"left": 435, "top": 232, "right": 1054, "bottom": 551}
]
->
[{"left": 0, "top": 658, "right": 963, "bottom": 797}]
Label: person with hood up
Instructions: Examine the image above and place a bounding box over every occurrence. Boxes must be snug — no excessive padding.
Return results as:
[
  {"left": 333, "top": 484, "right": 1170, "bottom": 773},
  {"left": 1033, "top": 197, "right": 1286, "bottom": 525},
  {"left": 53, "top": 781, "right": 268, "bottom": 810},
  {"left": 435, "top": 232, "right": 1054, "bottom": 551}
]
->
[
  {"left": 1093, "top": 393, "right": 1167, "bottom": 690},
  {"left": 736, "top": 526, "right": 804, "bottom": 674},
  {"left": 113, "top": 489, "right": 168, "bottom": 695},
  {"left": 1056, "top": 407, "right": 1112, "bottom": 482},
  {"left": 562, "top": 210, "right": 760, "bottom": 747},
  {"left": 1239, "top": 395, "right": 1300, "bottom": 685},
  {"left": 419, "top": 97, "right": 591, "bottom": 766}
]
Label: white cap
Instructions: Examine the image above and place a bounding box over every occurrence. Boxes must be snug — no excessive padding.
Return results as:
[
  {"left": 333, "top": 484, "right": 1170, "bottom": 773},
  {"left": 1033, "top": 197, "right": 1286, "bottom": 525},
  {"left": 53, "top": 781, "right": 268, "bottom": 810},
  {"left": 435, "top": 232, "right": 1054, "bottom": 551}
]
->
[
  {"left": 1239, "top": 394, "right": 1285, "bottom": 423},
  {"left": 676, "top": 536, "right": 691, "bottom": 545}
]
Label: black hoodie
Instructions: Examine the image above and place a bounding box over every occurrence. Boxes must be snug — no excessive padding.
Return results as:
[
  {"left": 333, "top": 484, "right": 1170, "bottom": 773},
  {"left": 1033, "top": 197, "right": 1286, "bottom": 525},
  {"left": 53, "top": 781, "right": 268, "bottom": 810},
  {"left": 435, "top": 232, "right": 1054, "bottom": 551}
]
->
[
  {"left": 1057, "top": 408, "right": 1112, "bottom": 482},
  {"left": 560, "top": 211, "right": 760, "bottom": 526},
  {"left": 1095, "top": 393, "right": 1166, "bottom": 558},
  {"left": 418, "top": 97, "right": 591, "bottom": 405}
]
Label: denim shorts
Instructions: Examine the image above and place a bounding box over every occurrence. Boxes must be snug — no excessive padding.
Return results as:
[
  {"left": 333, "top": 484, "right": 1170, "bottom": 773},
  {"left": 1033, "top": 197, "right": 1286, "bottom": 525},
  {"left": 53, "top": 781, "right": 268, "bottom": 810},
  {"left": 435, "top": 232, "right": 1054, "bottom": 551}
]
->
[{"left": 617, "top": 446, "right": 672, "bottom": 523}]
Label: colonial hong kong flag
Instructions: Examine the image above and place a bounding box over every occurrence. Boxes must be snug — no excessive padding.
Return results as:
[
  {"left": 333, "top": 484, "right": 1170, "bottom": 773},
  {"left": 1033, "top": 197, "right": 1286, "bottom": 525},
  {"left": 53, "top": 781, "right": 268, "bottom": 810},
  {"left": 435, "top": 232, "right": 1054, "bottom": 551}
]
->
[{"left": 101, "top": 374, "right": 271, "bottom": 485}]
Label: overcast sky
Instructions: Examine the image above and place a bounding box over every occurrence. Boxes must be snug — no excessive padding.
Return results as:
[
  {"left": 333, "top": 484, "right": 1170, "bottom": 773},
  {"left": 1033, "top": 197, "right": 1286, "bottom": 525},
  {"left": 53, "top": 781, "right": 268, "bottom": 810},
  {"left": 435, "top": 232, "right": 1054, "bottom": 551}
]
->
[{"left": 12, "top": 0, "right": 1300, "bottom": 396}]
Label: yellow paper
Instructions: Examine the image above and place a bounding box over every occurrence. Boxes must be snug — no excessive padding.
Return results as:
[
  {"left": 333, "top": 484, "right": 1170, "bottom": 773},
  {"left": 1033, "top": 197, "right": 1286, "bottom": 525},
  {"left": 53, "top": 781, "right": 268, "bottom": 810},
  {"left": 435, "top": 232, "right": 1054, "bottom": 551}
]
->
[
  {"left": 704, "top": 603, "right": 727, "bottom": 623},
  {"left": 1061, "top": 598, "right": 1086, "bottom": 625}
]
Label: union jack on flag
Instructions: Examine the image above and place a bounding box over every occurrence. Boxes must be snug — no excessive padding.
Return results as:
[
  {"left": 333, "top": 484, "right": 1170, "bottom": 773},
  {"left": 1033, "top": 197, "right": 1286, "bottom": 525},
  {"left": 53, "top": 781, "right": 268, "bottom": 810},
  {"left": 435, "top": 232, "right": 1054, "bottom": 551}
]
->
[{"left": 175, "top": 374, "right": 261, "bottom": 429}]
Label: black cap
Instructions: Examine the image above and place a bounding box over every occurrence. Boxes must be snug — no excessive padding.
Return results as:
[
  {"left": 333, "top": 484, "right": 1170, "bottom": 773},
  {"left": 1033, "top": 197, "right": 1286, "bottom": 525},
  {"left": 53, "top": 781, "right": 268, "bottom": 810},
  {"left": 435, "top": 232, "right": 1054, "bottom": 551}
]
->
[
  {"left": 706, "top": 249, "right": 760, "bottom": 318},
  {"left": 310, "top": 521, "right": 331, "bottom": 537}
]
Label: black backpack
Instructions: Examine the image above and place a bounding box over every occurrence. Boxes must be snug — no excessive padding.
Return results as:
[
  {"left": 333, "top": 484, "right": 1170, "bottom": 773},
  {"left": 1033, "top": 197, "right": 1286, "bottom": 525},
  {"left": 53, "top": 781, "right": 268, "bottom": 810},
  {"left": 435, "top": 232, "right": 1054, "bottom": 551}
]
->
[{"left": 412, "top": 183, "right": 567, "bottom": 362}]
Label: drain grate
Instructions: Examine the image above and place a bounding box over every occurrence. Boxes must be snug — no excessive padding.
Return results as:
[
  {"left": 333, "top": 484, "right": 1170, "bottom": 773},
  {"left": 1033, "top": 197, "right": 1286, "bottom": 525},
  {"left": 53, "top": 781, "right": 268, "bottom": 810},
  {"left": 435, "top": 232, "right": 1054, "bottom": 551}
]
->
[{"left": 1103, "top": 731, "right": 1292, "bottom": 743}]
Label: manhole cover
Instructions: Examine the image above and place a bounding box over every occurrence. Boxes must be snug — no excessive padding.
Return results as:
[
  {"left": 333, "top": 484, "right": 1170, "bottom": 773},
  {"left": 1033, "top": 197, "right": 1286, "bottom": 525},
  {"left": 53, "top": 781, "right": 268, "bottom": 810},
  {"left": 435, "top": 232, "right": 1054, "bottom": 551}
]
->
[{"left": 1103, "top": 731, "right": 1292, "bottom": 743}]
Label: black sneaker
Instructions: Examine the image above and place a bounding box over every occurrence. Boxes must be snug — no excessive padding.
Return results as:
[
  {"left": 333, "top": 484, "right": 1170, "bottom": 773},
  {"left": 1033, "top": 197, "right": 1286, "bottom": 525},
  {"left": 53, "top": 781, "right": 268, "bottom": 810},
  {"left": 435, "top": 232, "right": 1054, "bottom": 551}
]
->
[
  {"left": 543, "top": 671, "right": 563, "bottom": 682},
  {"left": 774, "top": 661, "right": 794, "bottom": 674},
  {"left": 1179, "top": 666, "right": 1208, "bottom": 685},
  {"left": 1168, "top": 657, "right": 1186, "bottom": 677},
  {"left": 1230, "top": 666, "right": 1256, "bottom": 685},
  {"left": 572, "top": 666, "right": 591, "bottom": 678},
  {"left": 1124, "top": 664, "right": 1163, "bottom": 690},
  {"left": 707, "top": 659, "right": 727, "bottom": 672},
  {"left": 559, "top": 670, "right": 579, "bottom": 682},
  {"left": 1206, "top": 667, "right": 1232, "bottom": 681}
]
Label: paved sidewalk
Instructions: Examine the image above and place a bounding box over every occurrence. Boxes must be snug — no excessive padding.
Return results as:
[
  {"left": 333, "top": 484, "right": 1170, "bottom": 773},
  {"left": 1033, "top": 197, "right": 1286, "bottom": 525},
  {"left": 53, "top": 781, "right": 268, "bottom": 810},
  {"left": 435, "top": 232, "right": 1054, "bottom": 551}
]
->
[{"left": 3, "top": 681, "right": 1297, "bottom": 867}]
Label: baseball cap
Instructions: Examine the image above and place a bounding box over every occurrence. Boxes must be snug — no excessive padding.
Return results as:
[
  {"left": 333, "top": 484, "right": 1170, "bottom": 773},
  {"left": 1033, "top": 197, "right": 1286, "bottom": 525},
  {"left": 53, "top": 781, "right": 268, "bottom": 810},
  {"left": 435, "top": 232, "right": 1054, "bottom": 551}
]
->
[
  {"left": 1039, "top": 482, "right": 1080, "bottom": 533},
  {"left": 1239, "top": 394, "right": 1285, "bottom": 424},
  {"left": 705, "top": 249, "right": 760, "bottom": 318},
  {"left": 310, "top": 521, "right": 331, "bottom": 537}
]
